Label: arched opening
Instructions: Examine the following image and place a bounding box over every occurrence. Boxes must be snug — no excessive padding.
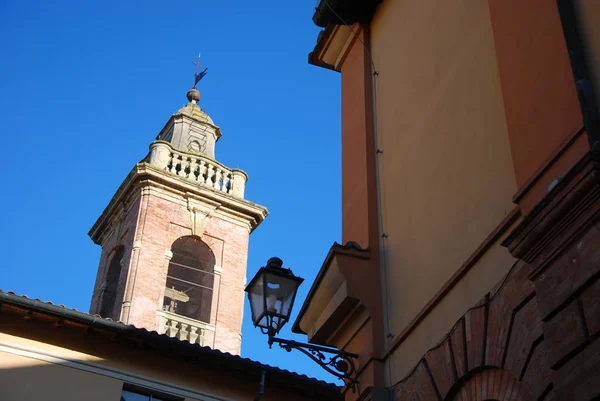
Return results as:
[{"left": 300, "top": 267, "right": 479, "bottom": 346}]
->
[
  {"left": 163, "top": 236, "right": 215, "bottom": 324},
  {"left": 99, "top": 246, "right": 125, "bottom": 319},
  {"left": 445, "top": 368, "right": 533, "bottom": 401}
]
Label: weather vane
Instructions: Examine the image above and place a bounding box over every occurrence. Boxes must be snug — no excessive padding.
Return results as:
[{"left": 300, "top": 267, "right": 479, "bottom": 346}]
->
[{"left": 192, "top": 53, "right": 208, "bottom": 88}]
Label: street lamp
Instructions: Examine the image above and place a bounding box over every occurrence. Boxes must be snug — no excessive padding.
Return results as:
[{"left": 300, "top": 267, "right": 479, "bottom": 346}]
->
[{"left": 245, "top": 257, "right": 359, "bottom": 391}]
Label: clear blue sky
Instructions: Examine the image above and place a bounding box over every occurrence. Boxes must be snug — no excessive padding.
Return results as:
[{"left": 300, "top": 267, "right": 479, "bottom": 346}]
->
[{"left": 0, "top": 0, "right": 341, "bottom": 383}]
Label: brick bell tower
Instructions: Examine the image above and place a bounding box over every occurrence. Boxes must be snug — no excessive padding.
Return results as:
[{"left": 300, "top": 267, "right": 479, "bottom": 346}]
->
[{"left": 88, "top": 75, "right": 267, "bottom": 355}]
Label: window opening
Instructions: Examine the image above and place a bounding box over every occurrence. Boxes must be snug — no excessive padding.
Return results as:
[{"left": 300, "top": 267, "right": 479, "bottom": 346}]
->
[
  {"left": 121, "top": 385, "right": 181, "bottom": 401},
  {"left": 99, "top": 246, "right": 125, "bottom": 318},
  {"left": 163, "top": 236, "right": 215, "bottom": 324}
]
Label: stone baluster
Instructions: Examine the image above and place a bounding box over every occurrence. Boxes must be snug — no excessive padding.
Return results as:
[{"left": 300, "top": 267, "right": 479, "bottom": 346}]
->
[
  {"left": 167, "top": 319, "right": 179, "bottom": 337},
  {"left": 214, "top": 168, "right": 222, "bottom": 190},
  {"left": 188, "top": 158, "right": 197, "bottom": 181},
  {"left": 173, "top": 155, "right": 182, "bottom": 175},
  {"left": 179, "top": 157, "right": 190, "bottom": 177},
  {"left": 178, "top": 323, "right": 189, "bottom": 341},
  {"left": 198, "top": 328, "right": 206, "bottom": 346},
  {"left": 207, "top": 164, "right": 216, "bottom": 187},
  {"left": 231, "top": 169, "right": 248, "bottom": 198},
  {"left": 221, "top": 172, "right": 230, "bottom": 193},
  {"left": 198, "top": 160, "right": 207, "bottom": 185},
  {"left": 189, "top": 326, "right": 199, "bottom": 344},
  {"left": 168, "top": 153, "right": 177, "bottom": 174}
]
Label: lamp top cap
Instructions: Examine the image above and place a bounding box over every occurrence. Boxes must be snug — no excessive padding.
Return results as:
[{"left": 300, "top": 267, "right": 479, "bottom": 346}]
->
[{"left": 266, "top": 257, "right": 283, "bottom": 269}]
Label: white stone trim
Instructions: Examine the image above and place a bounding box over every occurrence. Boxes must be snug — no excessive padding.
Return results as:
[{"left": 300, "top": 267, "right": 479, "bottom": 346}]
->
[
  {"left": 89, "top": 164, "right": 267, "bottom": 243},
  {"left": 0, "top": 341, "right": 234, "bottom": 401},
  {"left": 213, "top": 264, "right": 222, "bottom": 275}
]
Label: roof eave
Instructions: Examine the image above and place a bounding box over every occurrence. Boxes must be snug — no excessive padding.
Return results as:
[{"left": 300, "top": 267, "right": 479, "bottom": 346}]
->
[
  {"left": 291, "top": 242, "right": 369, "bottom": 335},
  {"left": 312, "top": 0, "right": 381, "bottom": 28},
  {"left": 0, "top": 289, "right": 341, "bottom": 396}
]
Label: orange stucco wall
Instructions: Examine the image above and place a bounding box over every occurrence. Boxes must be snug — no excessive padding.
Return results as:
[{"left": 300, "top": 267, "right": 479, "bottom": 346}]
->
[
  {"left": 338, "top": 28, "right": 386, "bottom": 395},
  {"left": 369, "top": 0, "right": 517, "bottom": 383},
  {"left": 488, "top": 0, "right": 586, "bottom": 193},
  {"left": 340, "top": 31, "right": 378, "bottom": 250},
  {"left": 305, "top": 0, "right": 599, "bottom": 395}
]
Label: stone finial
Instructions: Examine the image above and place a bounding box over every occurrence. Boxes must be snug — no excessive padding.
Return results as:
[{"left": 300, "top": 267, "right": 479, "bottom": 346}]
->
[{"left": 187, "top": 87, "right": 201, "bottom": 104}]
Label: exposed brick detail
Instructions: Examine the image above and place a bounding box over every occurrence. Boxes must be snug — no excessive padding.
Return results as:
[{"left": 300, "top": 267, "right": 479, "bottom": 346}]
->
[
  {"left": 90, "top": 195, "right": 142, "bottom": 319},
  {"left": 504, "top": 298, "right": 543, "bottom": 379},
  {"left": 580, "top": 277, "right": 600, "bottom": 337},
  {"left": 393, "top": 361, "right": 439, "bottom": 401},
  {"left": 494, "top": 260, "right": 535, "bottom": 310},
  {"left": 520, "top": 339, "right": 553, "bottom": 400},
  {"left": 392, "top": 259, "right": 558, "bottom": 401},
  {"left": 554, "top": 337, "right": 600, "bottom": 401},
  {"left": 485, "top": 290, "right": 512, "bottom": 367},
  {"left": 451, "top": 369, "right": 532, "bottom": 401},
  {"left": 534, "top": 226, "right": 600, "bottom": 320},
  {"left": 543, "top": 389, "right": 557, "bottom": 401},
  {"left": 543, "top": 300, "right": 587, "bottom": 368},
  {"left": 450, "top": 319, "right": 468, "bottom": 379},
  {"left": 425, "top": 339, "right": 455, "bottom": 399},
  {"left": 89, "top": 175, "right": 263, "bottom": 356},
  {"left": 465, "top": 299, "right": 487, "bottom": 371}
]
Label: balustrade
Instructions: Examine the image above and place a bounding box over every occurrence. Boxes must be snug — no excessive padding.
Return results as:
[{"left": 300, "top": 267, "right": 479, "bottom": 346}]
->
[
  {"left": 156, "top": 310, "right": 216, "bottom": 347},
  {"left": 149, "top": 141, "right": 247, "bottom": 198}
]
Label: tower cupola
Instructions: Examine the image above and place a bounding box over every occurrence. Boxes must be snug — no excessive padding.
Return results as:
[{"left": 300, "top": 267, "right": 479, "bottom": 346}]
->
[{"left": 156, "top": 87, "right": 222, "bottom": 159}]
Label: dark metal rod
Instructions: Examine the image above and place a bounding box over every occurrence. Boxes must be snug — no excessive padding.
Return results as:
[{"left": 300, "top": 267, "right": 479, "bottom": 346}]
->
[
  {"left": 269, "top": 335, "right": 359, "bottom": 392},
  {"left": 270, "top": 336, "right": 360, "bottom": 358}
]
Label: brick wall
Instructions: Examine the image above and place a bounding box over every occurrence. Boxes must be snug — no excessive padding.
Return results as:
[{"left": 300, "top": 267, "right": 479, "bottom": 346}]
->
[{"left": 90, "top": 178, "right": 254, "bottom": 355}]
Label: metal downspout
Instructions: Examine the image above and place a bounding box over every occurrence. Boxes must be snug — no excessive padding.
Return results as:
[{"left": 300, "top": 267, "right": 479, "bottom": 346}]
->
[{"left": 557, "top": 0, "right": 600, "bottom": 151}]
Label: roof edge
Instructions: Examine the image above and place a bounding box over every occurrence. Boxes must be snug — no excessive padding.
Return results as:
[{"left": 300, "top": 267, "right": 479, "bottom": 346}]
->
[
  {"left": 291, "top": 242, "right": 369, "bottom": 335},
  {"left": 0, "top": 289, "right": 341, "bottom": 394}
]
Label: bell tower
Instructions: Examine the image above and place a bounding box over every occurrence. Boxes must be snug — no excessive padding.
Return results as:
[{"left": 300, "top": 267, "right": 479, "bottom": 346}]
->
[{"left": 88, "top": 74, "right": 267, "bottom": 355}]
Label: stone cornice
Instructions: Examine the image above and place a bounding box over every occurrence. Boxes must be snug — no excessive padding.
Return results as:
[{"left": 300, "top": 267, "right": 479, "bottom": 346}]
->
[
  {"left": 502, "top": 151, "right": 600, "bottom": 277},
  {"left": 89, "top": 163, "right": 268, "bottom": 244}
]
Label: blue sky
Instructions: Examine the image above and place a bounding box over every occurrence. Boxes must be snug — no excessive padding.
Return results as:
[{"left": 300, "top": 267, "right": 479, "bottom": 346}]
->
[{"left": 0, "top": 1, "right": 341, "bottom": 383}]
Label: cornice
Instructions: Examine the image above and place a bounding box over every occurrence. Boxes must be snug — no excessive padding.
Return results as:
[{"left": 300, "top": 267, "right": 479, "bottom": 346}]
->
[
  {"left": 502, "top": 151, "right": 600, "bottom": 277},
  {"left": 88, "top": 163, "right": 268, "bottom": 244},
  {"left": 292, "top": 242, "right": 370, "bottom": 335},
  {"left": 309, "top": 24, "right": 358, "bottom": 71}
]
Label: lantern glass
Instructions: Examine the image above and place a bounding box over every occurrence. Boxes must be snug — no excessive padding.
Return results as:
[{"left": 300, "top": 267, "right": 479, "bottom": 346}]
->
[{"left": 245, "top": 260, "right": 304, "bottom": 335}]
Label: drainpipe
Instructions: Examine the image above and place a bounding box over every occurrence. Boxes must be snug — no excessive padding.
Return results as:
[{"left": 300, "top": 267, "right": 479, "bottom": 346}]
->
[
  {"left": 254, "top": 369, "right": 266, "bottom": 401},
  {"left": 557, "top": 0, "right": 600, "bottom": 151}
]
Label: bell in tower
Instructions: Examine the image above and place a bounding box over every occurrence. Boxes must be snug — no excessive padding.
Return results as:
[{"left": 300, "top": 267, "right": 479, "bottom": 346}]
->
[{"left": 88, "top": 62, "right": 268, "bottom": 355}]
